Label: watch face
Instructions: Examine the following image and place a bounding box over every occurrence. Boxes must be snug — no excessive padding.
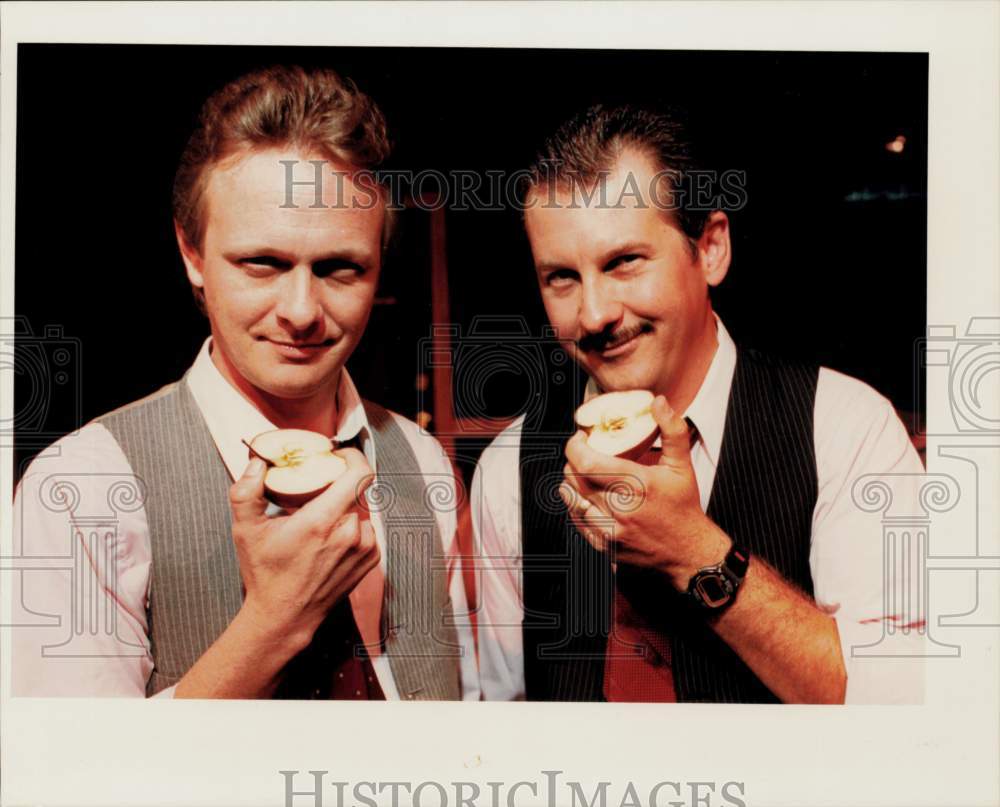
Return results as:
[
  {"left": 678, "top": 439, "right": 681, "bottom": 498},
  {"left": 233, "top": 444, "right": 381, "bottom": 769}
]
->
[{"left": 694, "top": 574, "right": 734, "bottom": 608}]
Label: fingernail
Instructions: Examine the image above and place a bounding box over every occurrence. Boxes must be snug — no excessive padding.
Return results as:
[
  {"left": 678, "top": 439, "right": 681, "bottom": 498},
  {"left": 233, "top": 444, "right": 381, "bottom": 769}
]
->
[{"left": 248, "top": 458, "right": 266, "bottom": 475}]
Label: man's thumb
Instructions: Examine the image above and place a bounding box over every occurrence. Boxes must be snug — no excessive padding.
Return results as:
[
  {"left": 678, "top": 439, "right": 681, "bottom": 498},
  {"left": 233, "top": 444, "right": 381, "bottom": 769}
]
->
[
  {"left": 651, "top": 395, "right": 691, "bottom": 466},
  {"left": 230, "top": 458, "right": 268, "bottom": 522}
]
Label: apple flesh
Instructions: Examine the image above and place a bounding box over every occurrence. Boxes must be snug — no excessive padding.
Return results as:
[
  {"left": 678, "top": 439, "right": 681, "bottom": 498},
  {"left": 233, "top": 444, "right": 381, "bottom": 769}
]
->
[
  {"left": 574, "top": 390, "right": 658, "bottom": 461},
  {"left": 248, "top": 429, "right": 347, "bottom": 509}
]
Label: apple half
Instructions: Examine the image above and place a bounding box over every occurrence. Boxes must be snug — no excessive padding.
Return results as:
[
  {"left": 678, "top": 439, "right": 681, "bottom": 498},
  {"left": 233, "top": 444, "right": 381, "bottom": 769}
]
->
[
  {"left": 246, "top": 429, "right": 347, "bottom": 509},
  {"left": 574, "top": 390, "right": 659, "bottom": 460}
]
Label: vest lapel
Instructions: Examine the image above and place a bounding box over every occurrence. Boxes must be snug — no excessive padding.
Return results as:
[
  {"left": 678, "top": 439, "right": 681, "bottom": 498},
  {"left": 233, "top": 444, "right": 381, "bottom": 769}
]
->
[
  {"left": 98, "top": 378, "right": 241, "bottom": 695},
  {"left": 362, "top": 401, "right": 462, "bottom": 701}
]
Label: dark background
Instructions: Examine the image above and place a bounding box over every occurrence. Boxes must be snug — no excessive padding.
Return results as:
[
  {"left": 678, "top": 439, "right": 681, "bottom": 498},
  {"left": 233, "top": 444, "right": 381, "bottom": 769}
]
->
[{"left": 13, "top": 44, "right": 927, "bottom": 481}]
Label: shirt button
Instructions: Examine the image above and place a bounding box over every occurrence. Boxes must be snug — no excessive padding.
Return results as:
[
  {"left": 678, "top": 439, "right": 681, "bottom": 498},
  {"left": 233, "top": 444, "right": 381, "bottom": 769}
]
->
[
  {"left": 355, "top": 690, "right": 362, "bottom": 697},
  {"left": 338, "top": 672, "right": 344, "bottom": 679}
]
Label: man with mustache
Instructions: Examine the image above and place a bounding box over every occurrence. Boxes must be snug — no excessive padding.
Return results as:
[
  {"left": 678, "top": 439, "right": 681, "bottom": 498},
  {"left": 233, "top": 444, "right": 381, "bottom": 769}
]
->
[
  {"left": 13, "top": 66, "right": 478, "bottom": 700},
  {"left": 474, "top": 105, "right": 924, "bottom": 703}
]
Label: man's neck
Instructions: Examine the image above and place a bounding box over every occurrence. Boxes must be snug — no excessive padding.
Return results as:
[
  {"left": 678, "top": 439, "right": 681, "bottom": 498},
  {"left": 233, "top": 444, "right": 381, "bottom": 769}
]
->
[
  {"left": 209, "top": 345, "right": 341, "bottom": 437},
  {"left": 245, "top": 389, "right": 341, "bottom": 436}
]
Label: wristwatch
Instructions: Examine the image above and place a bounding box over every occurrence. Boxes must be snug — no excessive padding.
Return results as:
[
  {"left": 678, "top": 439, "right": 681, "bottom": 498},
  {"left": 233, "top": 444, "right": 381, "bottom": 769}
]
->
[{"left": 686, "top": 543, "right": 750, "bottom": 612}]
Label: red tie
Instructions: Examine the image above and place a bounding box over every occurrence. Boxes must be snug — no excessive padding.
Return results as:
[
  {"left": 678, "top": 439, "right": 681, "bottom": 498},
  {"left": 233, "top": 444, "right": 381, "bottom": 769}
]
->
[
  {"left": 602, "top": 439, "right": 687, "bottom": 702},
  {"left": 275, "top": 598, "right": 385, "bottom": 700},
  {"left": 326, "top": 597, "right": 386, "bottom": 700}
]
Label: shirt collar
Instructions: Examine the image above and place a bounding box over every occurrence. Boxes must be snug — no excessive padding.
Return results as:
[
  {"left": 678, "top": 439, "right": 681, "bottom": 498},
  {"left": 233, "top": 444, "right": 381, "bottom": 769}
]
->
[
  {"left": 582, "top": 314, "right": 736, "bottom": 468},
  {"left": 185, "top": 337, "right": 374, "bottom": 481},
  {"left": 683, "top": 314, "right": 736, "bottom": 469}
]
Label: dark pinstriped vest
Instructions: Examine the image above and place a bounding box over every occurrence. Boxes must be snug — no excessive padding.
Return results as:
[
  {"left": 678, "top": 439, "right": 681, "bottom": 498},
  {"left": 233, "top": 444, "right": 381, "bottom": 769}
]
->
[
  {"left": 98, "top": 376, "right": 462, "bottom": 700},
  {"left": 520, "top": 348, "right": 819, "bottom": 703}
]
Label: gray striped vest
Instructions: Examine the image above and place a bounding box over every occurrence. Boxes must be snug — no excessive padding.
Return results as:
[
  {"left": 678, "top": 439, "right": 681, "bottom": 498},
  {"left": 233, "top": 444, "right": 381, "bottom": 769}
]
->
[
  {"left": 520, "top": 348, "right": 819, "bottom": 702},
  {"left": 98, "top": 376, "right": 462, "bottom": 699}
]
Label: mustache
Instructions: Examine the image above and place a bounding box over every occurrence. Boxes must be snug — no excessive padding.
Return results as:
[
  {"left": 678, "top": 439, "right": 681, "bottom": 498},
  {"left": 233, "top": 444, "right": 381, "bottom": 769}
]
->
[{"left": 577, "top": 322, "right": 653, "bottom": 354}]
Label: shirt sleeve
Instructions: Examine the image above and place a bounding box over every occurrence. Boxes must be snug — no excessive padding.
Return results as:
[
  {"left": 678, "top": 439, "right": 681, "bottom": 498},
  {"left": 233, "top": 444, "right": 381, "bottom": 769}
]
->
[
  {"left": 472, "top": 417, "right": 527, "bottom": 701},
  {"left": 11, "top": 423, "right": 155, "bottom": 697},
  {"left": 812, "top": 368, "right": 926, "bottom": 704}
]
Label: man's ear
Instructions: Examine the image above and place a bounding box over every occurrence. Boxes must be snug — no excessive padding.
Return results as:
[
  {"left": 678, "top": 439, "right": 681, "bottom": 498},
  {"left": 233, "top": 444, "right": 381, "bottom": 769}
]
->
[
  {"left": 174, "top": 222, "right": 205, "bottom": 290},
  {"left": 697, "top": 210, "right": 731, "bottom": 288}
]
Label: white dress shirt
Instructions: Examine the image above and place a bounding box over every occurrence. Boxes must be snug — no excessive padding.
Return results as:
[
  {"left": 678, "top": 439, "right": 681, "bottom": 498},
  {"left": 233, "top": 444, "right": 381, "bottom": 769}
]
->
[
  {"left": 12, "top": 338, "right": 480, "bottom": 700},
  {"left": 473, "top": 317, "right": 925, "bottom": 704}
]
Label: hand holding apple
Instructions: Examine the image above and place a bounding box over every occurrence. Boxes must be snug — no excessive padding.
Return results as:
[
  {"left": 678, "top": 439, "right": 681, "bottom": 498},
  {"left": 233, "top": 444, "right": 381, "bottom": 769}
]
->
[
  {"left": 228, "top": 446, "right": 379, "bottom": 651},
  {"left": 560, "top": 394, "right": 730, "bottom": 589}
]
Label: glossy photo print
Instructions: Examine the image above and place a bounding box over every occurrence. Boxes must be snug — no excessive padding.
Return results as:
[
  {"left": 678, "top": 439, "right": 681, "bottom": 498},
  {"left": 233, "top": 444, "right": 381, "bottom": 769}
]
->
[{"left": 2, "top": 5, "right": 998, "bottom": 807}]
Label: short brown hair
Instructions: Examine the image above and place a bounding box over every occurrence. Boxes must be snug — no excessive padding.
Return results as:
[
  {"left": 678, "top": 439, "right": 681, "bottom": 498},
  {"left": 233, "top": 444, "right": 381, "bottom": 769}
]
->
[
  {"left": 525, "top": 104, "right": 709, "bottom": 245},
  {"left": 173, "top": 65, "right": 393, "bottom": 308}
]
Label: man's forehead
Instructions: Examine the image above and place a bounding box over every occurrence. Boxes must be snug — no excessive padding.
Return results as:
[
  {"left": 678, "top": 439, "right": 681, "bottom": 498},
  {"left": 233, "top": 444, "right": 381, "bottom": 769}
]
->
[{"left": 207, "top": 148, "right": 374, "bottom": 209}]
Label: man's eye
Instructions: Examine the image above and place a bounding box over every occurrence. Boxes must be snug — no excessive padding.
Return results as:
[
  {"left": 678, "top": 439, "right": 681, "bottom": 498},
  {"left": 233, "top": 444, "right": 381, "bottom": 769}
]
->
[
  {"left": 314, "top": 259, "right": 364, "bottom": 280},
  {"left": 545, "top": 269, "right": 577, "bottom": 288},
  {"left": 239, "top": 256, "right": 286, "bottom": 274},
  {"left": 608, "top": 254, "right": 641, "bottom": 271}
]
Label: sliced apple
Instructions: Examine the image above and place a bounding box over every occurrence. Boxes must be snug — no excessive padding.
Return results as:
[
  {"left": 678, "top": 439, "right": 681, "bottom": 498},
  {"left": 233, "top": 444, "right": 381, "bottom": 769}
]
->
[
  {"left": 574, "top": 390, "right": 658, "bottom": 460},
  {"left": 247, "top": 429, "right": 347, "bottom": 509}
]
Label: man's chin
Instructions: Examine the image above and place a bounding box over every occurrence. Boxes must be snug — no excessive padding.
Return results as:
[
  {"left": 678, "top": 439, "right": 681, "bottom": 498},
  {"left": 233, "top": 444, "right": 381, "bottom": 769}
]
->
[
  {"left": 248, "top": 367, "right": 342, "bottom": 402},
  {"left": 585, "top": 364, "right": 657, "bottom": 395}
]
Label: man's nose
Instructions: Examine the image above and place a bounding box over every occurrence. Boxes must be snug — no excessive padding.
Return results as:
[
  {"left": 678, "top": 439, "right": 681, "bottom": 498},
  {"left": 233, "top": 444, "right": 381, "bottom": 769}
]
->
[
  {"left": 275, "top": 266, "right": 323, "bottom": 333},
  {"left": 579, "top": 275, "right": 623, "bottom": 335}
]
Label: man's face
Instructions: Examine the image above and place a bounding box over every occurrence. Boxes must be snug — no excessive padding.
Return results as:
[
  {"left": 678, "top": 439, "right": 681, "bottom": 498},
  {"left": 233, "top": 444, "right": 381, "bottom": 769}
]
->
[
  {"left": 180, "top": 147, "right": 384, "bottom": 406},
  {"left": 524, "top": 149, "right": 728, "bottom": 407}
]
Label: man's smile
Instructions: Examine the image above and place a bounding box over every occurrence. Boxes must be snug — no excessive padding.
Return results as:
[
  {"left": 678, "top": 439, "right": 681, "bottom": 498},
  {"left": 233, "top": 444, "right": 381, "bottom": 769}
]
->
[{"left": 264, "top": 337, "right": 335, "bottom": 360}]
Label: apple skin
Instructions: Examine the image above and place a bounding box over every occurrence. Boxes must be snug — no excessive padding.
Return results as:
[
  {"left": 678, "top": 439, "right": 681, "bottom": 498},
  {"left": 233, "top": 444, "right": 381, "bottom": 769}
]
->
[
  {"left": 575, "top": 390, "right": 659, "bottom": 461},
  {"left": 613, "top": 428, "right": 659, "bottom": 462},
  {"left": 247, "top": 430, "right": 347, "bottom": 509}
]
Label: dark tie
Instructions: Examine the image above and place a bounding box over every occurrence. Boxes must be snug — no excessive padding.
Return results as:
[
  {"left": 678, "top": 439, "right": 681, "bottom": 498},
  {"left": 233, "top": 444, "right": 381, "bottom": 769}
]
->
[
  {"left": 274, "top": 597, "right": 385, "bottom": 700},
  {"left": 602, "top": 418, "right": 699, "bottom": 702}
]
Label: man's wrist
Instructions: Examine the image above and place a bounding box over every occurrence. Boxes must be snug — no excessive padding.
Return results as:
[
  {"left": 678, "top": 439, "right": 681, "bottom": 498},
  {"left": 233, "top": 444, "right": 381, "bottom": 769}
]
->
[
  {"left": 665, "top": 521, "right": 733, "bottom": 591},
  {"left": 236, "top": 599, "right": 317, "bottom": 659}
]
